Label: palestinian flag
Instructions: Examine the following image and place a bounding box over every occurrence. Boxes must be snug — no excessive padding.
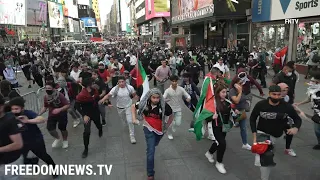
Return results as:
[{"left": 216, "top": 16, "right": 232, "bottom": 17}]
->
[
  {"left": 136, "top": 60, "right": 149, "bottom": 100},
  {"left": 193, "top": 76, "right": 217, "bottom": 141},
  {"left": 279, "top": 46, "right": 288, "bottom": 67}
]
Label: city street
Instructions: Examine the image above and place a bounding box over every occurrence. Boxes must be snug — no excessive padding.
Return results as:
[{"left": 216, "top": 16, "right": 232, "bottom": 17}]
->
[{"left": 15, "top": 71, "right": 320, "bottom": 180}]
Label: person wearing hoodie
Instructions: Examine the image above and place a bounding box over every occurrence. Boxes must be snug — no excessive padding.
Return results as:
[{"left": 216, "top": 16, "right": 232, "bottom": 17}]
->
[
  {"left": 76, "top": 78, "right": 103, "bottom": 158},
  {"left": 305, "top": 47, "right": 319, "bottom": 79}
]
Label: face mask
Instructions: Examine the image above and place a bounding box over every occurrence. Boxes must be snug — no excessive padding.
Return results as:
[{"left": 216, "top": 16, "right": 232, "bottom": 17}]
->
[
  {"left": 284, "top": 95, "right": 290, "bottom": 102},
  {"left": 270, "top": 97, "right": 280, "bottom": 104},
  {"left": 286, "top": 72, "right": 292, "bottom": 76},
  {"left": 46, "top": 90, "right": 53, "bottom": 95},
  {"left": 13, "top": 112, "right": 22, "bottom": 117},
  {"left": 6, "top": 65, "right": 12, "bottom": 68}
]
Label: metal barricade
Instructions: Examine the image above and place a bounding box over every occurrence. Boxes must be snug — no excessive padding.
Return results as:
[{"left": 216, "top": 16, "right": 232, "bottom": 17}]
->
[
  {"left": 20, "top": 87, "right": 46, "bottom": 113},
  {"left": 21, "top": 91, "right": 39, "bottom": 113}
]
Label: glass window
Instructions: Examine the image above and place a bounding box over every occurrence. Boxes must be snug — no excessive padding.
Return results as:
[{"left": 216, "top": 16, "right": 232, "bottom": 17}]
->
[
  {"left": 237, "top": 23, "right": 248, "bottom": 34},
  {"left": 252, "top": 24, "right": 289, "bottom": 52}
]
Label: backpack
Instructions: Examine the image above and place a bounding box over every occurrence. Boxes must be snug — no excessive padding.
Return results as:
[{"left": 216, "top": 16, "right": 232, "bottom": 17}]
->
[
  {"left": 113, "top": 84, "right": 133, "bottom": 99},
  {"left": 312, "top": 51, "right": 320, "bottom": 63}
]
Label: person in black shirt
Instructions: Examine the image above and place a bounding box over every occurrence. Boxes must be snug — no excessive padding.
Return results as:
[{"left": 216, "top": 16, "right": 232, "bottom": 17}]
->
[
  {"left": 0, "top": 95, "right": 23, "bottom": 180},
  {"left": 76, "top": 78, "right": 103, "bottom": 158},
  {"left": 250, "top": 85, "right": 301, "bottom": 180},
  {"left": 79, "top": 65, "right": 92, "bottom": 83},
  {"left": 92, "top": 70, "right": 107, "bottom": 126},
  {"left": 185, "top": 58, "right": 201, "bottom": 85}
]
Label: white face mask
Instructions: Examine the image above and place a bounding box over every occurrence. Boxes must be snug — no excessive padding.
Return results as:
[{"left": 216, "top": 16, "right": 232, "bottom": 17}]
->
[
  {"left": 284, "top": 95, "right": 290, "bottom": 102},
  {"left": 286, "top": 72, "right": 292, "bottom": 76}
]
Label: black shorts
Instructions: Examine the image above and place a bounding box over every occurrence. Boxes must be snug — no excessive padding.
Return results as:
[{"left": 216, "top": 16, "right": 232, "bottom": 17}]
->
[
  {"left": 22, "top": 66, "right": 32, "bottom": 80},
  {"left": 47, "top": 113, "right": 68, "bottom": 131}
]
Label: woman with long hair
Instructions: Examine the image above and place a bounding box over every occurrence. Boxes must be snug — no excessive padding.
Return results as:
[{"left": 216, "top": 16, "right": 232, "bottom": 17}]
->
[{"left": 204, "top": 81, "right": 232, "bottom": 174}]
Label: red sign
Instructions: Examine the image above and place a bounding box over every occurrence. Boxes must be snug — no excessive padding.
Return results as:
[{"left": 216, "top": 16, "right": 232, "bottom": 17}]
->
[
  {"left": 4, "top": 27, "right": 15, "bottom": 35},
  {"left": 90, "top": 37, "right": 102, "bottom": 42}
]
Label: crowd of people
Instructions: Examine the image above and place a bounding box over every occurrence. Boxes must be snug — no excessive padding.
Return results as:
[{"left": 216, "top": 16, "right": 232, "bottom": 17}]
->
[{"left": 0, "top": 41, "right": 319, "bottom": 180}]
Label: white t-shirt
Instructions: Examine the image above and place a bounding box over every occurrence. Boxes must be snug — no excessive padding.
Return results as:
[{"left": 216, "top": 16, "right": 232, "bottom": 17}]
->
[
  {"left": 129, "top": 55, "right": 137, "bottom": 66},
  {"left": 109, "top": 85, "right": 135, "bottom": 108},
  {"left": 213, "top": 63, "right": 229, "bottom": 74},
  {"left": 70, "top": 70, "right": 81, "bottom": 82}
]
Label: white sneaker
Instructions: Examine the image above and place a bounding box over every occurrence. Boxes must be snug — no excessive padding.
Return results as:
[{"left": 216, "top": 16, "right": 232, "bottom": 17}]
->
[
  {"left": 242, "top": 144, "right": 252, "bottom": 151},
  {"left": 205, "top": 151, "right": 214, "bottom": 163},
  {"left": 285, "top": 149, "right": 297, "bottom": 157},
  {"left": 52, "top": 139, "right": 62, "bottom": 148},
  {"left": 168, "top": 134, "right": 173, "bottom": 140},
  {"left": 215, "top": 162, "right": 227, "bottom": 174},
  {"left": 62, "top": 141, "right": 69, "bottom": 149},
  {"left": 130, "top": 136, "right": 136, "bottom": 144},
  {"left": 207, "top": 135, "right": 215, "bottom": 141}
]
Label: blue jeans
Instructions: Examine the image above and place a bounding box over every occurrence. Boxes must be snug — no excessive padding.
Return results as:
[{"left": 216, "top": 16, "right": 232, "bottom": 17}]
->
[
  {"left": 239, "top": 119, "right": 248, "bottom": 145},
  {"left": 314, "top": 123, "right": 320, "bottom": 144},
  {"left": 144, "top": 127, "right": 163, "bottom": 177}
]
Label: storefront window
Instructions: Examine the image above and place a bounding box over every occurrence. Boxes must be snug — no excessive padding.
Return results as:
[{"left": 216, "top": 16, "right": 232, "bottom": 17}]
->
[
  {"left": 296, "top": 22, "right": 320, "bottom": 64},
  {"left": 252, "top": 24, "right": 289, "bottom": 52}
]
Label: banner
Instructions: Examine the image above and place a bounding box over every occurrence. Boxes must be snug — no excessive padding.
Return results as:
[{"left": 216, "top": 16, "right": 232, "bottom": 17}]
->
[
  {"left": 27, "top": 1, "right": 47, "bottom": 26},
  {"left": 80, "top": 17, "right": 97, "bottom": 27},
  {"left": 252, "top": 0, "right": 320, "bottom": 22},
  {"left": 171, "top": 0, "right": 214, "bottom": 24},
  {"left": 48, "top": 1, "right": 64, "bottom": 28},
  {"left": 0, "top": 0, "right": 26, "bottom": 25},
  {"left": 77, "top": 0, "right": 89, "bottom": 5},
  {"left": 145, "top": 0, "right": 170, "bottom": 20}
]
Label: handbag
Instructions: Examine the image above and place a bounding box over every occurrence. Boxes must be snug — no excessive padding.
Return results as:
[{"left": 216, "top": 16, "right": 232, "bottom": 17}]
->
[{"left": 219, "top": 112, "right": 233, "bottom": 133}]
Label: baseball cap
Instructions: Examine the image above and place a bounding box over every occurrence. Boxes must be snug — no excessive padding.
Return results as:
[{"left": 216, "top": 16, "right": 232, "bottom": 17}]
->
[{"left": 269, "top": 85, "right": 281, "bottom": 92}]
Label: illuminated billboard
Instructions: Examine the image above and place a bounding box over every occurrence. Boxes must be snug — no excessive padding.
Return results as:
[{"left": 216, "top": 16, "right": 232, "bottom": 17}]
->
[{"left": 145, "top": 0, "right": 170, "bottom": 20}]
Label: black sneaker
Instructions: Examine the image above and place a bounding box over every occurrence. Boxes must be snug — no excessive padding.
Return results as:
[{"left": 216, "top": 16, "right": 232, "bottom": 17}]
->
[
  {"left": 102, "top": 121, "right": 106, "bottom": 126},
  {"left": 313, "top": 144, "right": 320, "bottom": 150},
  {"left": 82, "top": 149, "right": 88, "bottom": 158},
  {"left": 99, "top": 129, "right": 103, "bottom": 137},
  {"left": 28, "top": 85, "right": 31, "bottom": 88}
]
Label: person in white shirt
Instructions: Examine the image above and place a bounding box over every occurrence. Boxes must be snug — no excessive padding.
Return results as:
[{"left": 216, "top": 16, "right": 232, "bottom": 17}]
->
[
  {"left": 129, "top": 52, "right": 137, "bottom": 70},
  {"left": 169, "top": 52, "right": 177, "bottom": 76},
  {"left": 70, "top": 63, "right": 81, "bottom": 83},
  {"left": 213, "top": 58, "right": 230, "bottom": 79},
  {"left": 163, "top": 75, "right": 191, "bottom": 140},
  {"left": 99, "top": 76, "right": 137, "bottom": 144}
]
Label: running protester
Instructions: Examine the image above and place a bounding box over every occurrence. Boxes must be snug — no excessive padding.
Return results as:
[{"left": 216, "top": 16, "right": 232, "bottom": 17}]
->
[
  {"left": 181, "top": 73, "right": 200, "bottom": 112},
  {"left": 39, "top": 82, "right": 70, "bottom": 149},
  {"left": 76, "top": 78, "right": 103, "bottom": 158},
  {"left": 132, "top": 88, "right": 173, "bottom": 180},
  {"left": 9, "top": 97, "right": 57, "bottom": 179},
  {"left": 99, "top": 76, "right": 137, "bottom": 144},
  {"left": 92, "top": 70, "right": 108, "bottom": 126},
  {"left": 163, "top": 75, "right": 191, "bottom": 140},
  {"left": 250, "top": 85, "right": 301, "bottom": 180}
]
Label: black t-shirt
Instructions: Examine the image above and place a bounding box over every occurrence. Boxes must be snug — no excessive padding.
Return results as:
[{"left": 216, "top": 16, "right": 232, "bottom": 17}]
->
[
  {"left": 93, "top": 77, "right": 107, "bottom": 95},
  {"left": 135, "top": 102, "right": 172, "bottom": 119},
  {"left": 12, "top": 110, "right": 43, "bottom": 144},
  {"left": 79, "top": 71, "right": 92, "bottom": 80},
  {"left": 0, "top": 114, "right": 21, "bottom": 164}
]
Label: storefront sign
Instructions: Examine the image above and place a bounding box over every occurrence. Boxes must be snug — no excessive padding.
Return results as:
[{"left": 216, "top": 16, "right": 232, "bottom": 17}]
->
[
  {"left": 171, "top": 0, "right": 214, "bottom": 24},
  {"left": 252, "top": 0, "right": 320, "bottom": 22},
  {"left": 145, "top": 0, "right": 170, "bottom": 20},
  {"left": 48, "top": 1, "right": 64, "bottom": 28},
  {"left": 26, "top": 1, "right": 47, "bottom": 26},
  {"left": 0, "top": 0, "right": 26, "bottom": 25}
]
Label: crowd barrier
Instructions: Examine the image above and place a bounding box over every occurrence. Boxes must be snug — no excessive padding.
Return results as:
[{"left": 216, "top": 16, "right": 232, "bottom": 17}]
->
[{"left": 20, "top": 87, "right": 45, "bottom": 113}]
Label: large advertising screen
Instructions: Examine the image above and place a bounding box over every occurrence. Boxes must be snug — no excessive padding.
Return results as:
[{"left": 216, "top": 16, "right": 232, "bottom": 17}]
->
[
  {"left": 64, "top": 0, "right": 78, "bottom": 18},
  {"left": 145, "top": 0, "right": 170, "bottom": 20},
  {"left": 0, "top": 0, "right": 26, "bottom": 25},
  {"left": 171, "top": 0, "right": 214, "bottom": 24},
  {"left": 27, "top": 0, "right": 47, "bottom": 26},
  {"left": 80, "top": 17, "right": 97, "bottom": 27},
  {"left": 48, "top": 1, "right": 64, "bottom": 28}
]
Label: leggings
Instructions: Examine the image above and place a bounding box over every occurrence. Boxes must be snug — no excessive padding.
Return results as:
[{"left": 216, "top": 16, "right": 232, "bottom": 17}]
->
[
  {"left": 83, "top": 114, "right": 102, "bottom": 149},
  {"left": 22, "top": 140, "right": 55, "bottom": 166},
  {"left": 208, "top": 127, "right": 226, "bottom": 163}
]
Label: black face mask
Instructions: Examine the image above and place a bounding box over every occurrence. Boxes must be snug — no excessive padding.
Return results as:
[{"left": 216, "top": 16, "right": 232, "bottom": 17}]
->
[
  {"left": 99, "top": 69, "right": 104, "bottom": 73},
  {"left": 46, "top": 90, "right": 53, "bottom": 95},
  {"left": 270, "top": 97, "right": 280, "bottom": 104},
  {"left": 13, "top": 112, "right": 22, "bottom": 117}
]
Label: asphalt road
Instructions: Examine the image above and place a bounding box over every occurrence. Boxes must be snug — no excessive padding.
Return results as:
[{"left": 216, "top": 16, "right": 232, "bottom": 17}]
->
[{"left": 13, "top": 71, "right": 320, "bottom": 180}]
